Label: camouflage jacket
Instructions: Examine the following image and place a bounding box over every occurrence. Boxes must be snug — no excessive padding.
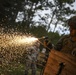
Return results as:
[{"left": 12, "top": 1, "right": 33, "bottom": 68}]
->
[
  {"left": 25, "top": 46, "right": 40, "bottom": 61},
  {"left": 54, "top": 35, "right": 76, "bottom": 56}
]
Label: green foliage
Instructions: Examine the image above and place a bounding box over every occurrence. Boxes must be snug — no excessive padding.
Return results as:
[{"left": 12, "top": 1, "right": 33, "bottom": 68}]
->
[
  {"left": 0, "top": 0, "right": 25, "bottom": 28},
  {"left": 29, "top": 25, "right": 61, "bottom": 45},
  {"left": 0, "top": 60, "right": 41, "bottom": 75},
  {"left": 45, "top": 32, "right": 61, "bottom": 45},
  {"left": 30, "top": 25, "right": 48, "bottom": 37},
  {"left": 0, "top": 63, "right": 25, "bottom": 75},
  {"left": 58, "top": 0, "right": 75, "bottom": 4},
  {"left": 0, "top": 0, "right": 76, "bottom": 33}
]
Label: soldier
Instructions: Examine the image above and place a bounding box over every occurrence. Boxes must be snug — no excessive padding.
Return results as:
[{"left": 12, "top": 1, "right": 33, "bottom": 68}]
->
[
  {"left": 54, "top": 16, "right": 76, "bottom": 56},
  {"left": 25, "top": 42, "right": 40, "bottom": 75},
  {"left": 39, "top": 36, "right": 53, "bottom": 75},
  {"left": 43, "top": 36, "right": 53, "bottom": 58}
]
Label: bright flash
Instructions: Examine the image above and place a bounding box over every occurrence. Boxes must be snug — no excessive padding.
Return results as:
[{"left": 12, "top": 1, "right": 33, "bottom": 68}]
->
[
  {"left": 16, "top": 36, "right": 38, "bottom": 44},
  {"left": 0, "top": 33, "right": 39, "bottom": 47},
  {"left": 10, "top": 36, "right": 38, "bottom": 46}
]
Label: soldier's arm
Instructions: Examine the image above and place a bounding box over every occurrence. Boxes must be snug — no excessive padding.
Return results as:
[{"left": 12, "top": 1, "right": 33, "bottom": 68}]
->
[{"left": 54, "top": 37, "right": 64, "bottom": 51}]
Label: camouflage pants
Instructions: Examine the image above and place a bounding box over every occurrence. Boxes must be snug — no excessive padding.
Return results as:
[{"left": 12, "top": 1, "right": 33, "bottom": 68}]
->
[{"left": 25, "top": 60, "right": 37, "bottom": 75}]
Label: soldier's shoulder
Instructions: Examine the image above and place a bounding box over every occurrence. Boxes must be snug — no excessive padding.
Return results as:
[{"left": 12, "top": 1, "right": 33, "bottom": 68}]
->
[
  {"left": 61, "top": 35, "right": 70, "bottom": 39},
  {"left": 58, "top": 35, "right": 70, "bottom": 42}
]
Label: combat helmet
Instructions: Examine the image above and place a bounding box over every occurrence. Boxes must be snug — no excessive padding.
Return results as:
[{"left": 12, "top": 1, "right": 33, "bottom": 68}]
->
[{"left": 68, "top": 16, "right": 76, "bottom": 29}]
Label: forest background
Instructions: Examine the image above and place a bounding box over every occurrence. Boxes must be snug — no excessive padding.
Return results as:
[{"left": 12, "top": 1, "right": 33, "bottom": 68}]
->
[{"left": 0, "top": 0, "right": 76, "bottom": 75}]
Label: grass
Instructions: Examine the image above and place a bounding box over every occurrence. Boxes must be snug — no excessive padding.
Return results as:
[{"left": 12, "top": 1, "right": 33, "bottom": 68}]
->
[
  {"left": 0, "top": 63, "right": 25, "bottom": 75},
  {"left": 0, "top": 63, "right": 43, "bottom": 75}
]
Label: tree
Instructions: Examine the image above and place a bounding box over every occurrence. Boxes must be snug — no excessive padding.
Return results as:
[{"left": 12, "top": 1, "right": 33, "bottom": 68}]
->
[
  {"left": 0, "top": 0, "right": 76, "bottom": 34},
  {"left": 32, "top": 0, "right": 76, "bottom": 31},
  {"left": 0, "top": 0, "right": 25, "bottom": 29},
  {"left": 16, "top": 0, "right": 76, "bottom": 32}
]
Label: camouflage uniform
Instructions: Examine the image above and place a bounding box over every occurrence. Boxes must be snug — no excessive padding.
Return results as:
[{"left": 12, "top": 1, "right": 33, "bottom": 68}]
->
[
  {"left": 43, "top": 38, "right": 53, "bottom": 57},
  {"left": 54, "top": 16, "right": 76, "bottom": 56},
  {"left": 25, "top": 45, "right": 40, "bottom": 75},
  {"left": 54, "top": 35, "right": 76, "bottom": 55}
]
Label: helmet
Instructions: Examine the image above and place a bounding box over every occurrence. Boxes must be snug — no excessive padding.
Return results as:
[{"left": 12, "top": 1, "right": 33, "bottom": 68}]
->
[
  {"left": 68, "top": 16, "right": 76, "bottom": 29},
  {"left": 42, "top": 36, "right": 48, "bottom": 39}
]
